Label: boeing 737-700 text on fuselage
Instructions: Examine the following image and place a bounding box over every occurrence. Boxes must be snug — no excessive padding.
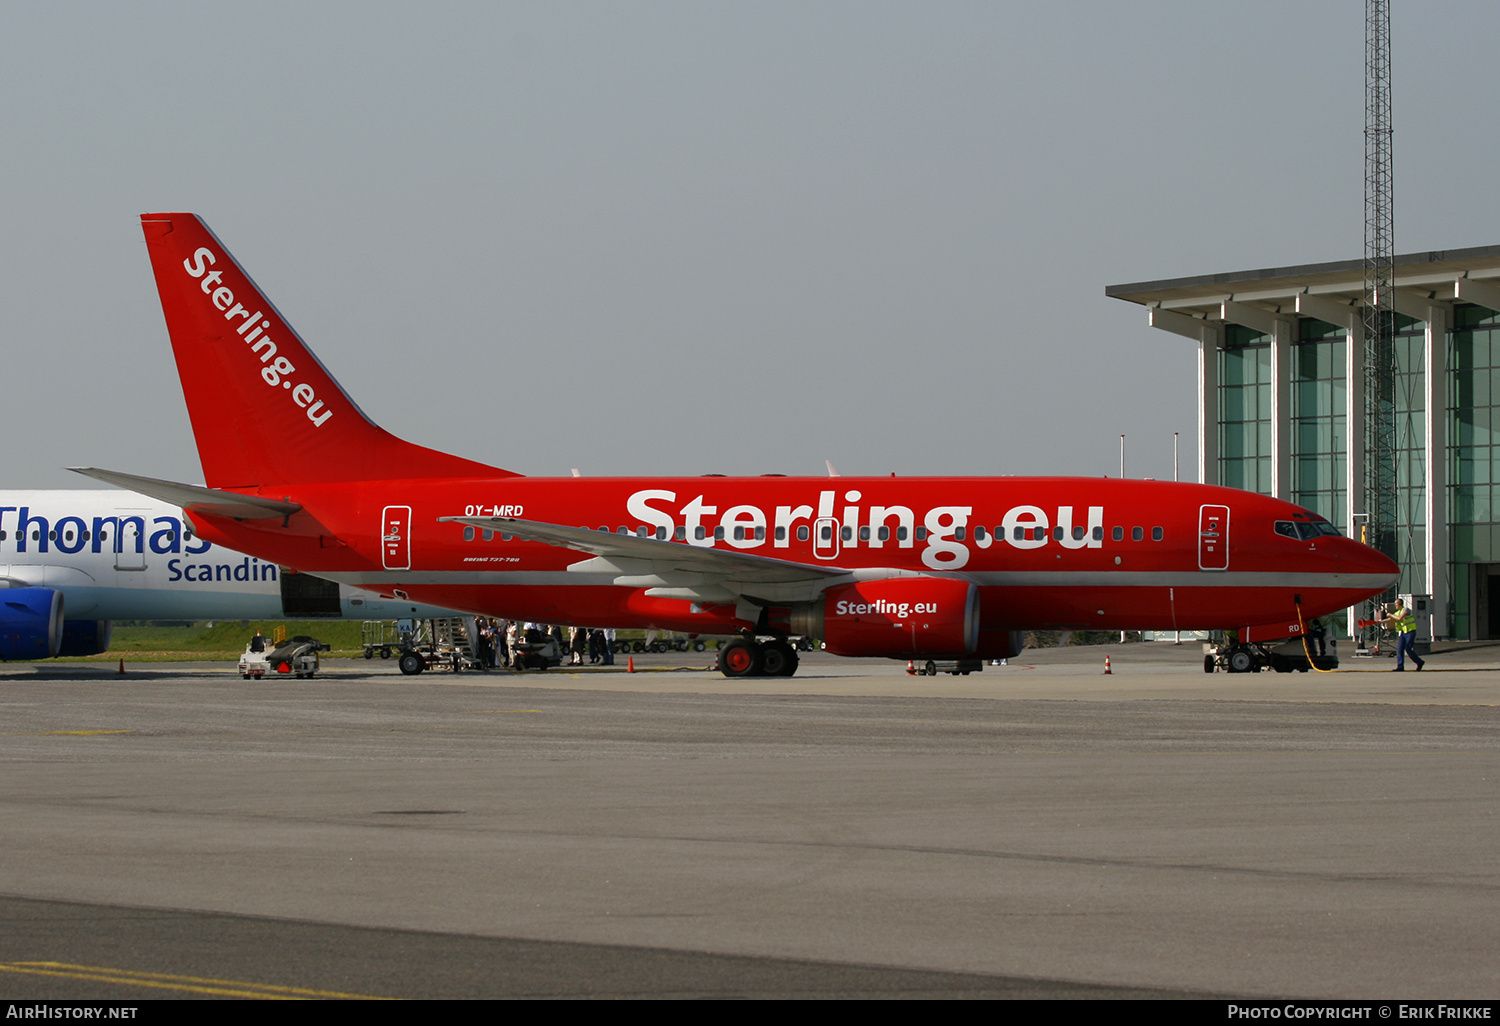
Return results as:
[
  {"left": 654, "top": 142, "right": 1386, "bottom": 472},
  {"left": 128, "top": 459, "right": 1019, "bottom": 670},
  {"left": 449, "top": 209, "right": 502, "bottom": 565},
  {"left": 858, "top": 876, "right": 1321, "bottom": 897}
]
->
[{"left": 72, "top": 213, "right": 1398, "bottom": 677}]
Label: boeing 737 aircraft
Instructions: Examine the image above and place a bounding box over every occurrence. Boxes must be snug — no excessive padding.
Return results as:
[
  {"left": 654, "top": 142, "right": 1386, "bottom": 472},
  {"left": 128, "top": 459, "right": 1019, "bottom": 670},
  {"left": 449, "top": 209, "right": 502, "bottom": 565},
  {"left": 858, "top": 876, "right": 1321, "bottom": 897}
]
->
[
  {"left": 0, "top": 489, "right": 444, "bottom": 660},
  {"left": 74, "top": 213, "right": 1398, "bottom": 678}
]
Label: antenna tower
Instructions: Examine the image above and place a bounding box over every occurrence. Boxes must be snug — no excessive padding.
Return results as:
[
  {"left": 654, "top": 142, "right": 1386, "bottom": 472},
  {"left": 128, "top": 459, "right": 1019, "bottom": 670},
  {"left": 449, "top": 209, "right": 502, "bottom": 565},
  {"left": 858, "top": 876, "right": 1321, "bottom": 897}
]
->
[{"left": 1363, "top": 0, "right": 1397, "bottom": 575}]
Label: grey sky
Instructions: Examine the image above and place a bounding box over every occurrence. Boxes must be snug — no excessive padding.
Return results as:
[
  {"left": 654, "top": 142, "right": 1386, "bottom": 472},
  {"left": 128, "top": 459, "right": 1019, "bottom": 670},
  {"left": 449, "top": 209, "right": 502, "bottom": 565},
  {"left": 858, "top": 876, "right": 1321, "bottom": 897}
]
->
[{"left": 2, "top": 1, "right": 1495, "bottom": 487}]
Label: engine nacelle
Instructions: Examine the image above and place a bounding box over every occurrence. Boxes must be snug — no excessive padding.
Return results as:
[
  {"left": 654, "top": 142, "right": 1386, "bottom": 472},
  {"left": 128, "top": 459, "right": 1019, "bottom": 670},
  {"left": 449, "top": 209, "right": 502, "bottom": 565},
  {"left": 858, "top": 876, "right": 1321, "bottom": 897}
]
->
[
  {"left": 59, "top": 620, "right": 113, "bottom": 657},
  {"left": 0, "top": 587, "right": 65, "bottom": 660},
  {"left": 794, "top": 578, "right": 979, "bottom": 658}
]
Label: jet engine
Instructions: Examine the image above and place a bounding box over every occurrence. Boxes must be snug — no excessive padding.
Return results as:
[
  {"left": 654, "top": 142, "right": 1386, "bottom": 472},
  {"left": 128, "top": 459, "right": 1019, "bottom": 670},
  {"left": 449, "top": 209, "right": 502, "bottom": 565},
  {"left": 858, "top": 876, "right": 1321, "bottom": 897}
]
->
[
  {"left": 791, "top": 578, "right": 980, "bottom": 658},
  {"left": 0, "top": 587, "right": 65, "bottom": 660},
  {"left": 59, "top": 619, "right": 113, "bottom": 657}
]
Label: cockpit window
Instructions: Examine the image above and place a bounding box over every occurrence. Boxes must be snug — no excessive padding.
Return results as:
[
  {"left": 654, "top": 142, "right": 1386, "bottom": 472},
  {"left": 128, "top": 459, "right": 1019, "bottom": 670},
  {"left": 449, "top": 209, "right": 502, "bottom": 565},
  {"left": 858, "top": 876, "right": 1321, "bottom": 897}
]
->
[{"left": 1276, "top": 520, "right": 1343, "bottom": 540}]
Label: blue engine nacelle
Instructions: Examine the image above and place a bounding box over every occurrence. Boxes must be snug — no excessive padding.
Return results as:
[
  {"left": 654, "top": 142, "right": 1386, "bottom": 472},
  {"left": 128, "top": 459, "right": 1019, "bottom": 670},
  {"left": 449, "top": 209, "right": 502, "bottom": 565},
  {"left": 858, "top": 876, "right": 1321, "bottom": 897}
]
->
[
  {"left": 0, "top": 587, "right": 65, "bottom": 660},
  {"left": 60, "top": 619, "right": 113, "bottom": 657}
]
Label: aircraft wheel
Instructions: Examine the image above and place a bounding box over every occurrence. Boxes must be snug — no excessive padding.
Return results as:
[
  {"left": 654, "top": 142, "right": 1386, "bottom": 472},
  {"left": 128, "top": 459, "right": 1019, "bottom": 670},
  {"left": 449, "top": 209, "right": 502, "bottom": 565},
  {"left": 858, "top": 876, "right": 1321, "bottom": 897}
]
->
[
  {"left": 1203, "top": 655, "right": 1216, "bottom": 674},
  {"left": 693, "top": 640, "right": 706, "bottom": 652},
  {"left": 398, "top": 652, "right": 424, "bottom": 676},
  {"left": 761, "top": 640, "right": 797, "bottom": 676},
  {"left": 719, "top": 638, "right": 762, "bottom": 678},
  {"left": 925, "top": 660, "right": 938, "bottom": 677},
  {"left": 1227, "top": 649, "right": 1254, "bottom": 674}
]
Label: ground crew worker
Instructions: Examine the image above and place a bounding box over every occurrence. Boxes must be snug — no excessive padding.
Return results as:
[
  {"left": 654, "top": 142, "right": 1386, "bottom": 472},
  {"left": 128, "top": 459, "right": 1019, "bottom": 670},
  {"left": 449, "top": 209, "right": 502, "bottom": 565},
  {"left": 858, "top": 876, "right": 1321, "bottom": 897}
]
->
[{"left": 1384, "top": 597, "right": 1425, "bottom": 671}]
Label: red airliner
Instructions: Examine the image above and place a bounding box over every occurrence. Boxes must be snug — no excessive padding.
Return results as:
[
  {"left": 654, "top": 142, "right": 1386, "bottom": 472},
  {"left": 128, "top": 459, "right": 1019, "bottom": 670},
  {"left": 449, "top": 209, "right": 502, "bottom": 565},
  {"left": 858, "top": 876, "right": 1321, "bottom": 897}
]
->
[{"left": 75, "top": 213, "right": 1398, "bottom": 677}]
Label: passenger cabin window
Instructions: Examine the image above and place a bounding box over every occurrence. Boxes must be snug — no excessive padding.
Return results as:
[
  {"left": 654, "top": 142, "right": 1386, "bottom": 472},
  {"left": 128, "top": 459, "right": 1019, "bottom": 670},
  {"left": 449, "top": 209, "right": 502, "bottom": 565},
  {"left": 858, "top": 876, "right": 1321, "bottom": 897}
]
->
[
  {"left": 774, "top": 526, "right": 786, "bottom": 541},
  {"left": 1112, "top": 527, "right": 1124, "bottom": 541},
  {"left": 974, "top": 525, "right": 986, "bottom": 541},
  {"left": 797, "top": 526, "right": 809, "bottom": 541},
  {"left": 1132, "top": 527, "right": 1143, "bottom": 541},
  {"left": 1152, "top": 527, "right": 1164, "bottom": 541},
  {"left": 897, "top": 526, "right": 908, "bottom": 541},
  {"left": 678, "top": 526, "right": 688, "bottom": 540},
  {"left": 463, "top": 526, "right": 475, "bottom": 541},
  {"left": 878, "top": 526, "right": 890, "bottom": 541},
  {"left": 1092, "top": 526, "right": 1104, "bottom": 541}
]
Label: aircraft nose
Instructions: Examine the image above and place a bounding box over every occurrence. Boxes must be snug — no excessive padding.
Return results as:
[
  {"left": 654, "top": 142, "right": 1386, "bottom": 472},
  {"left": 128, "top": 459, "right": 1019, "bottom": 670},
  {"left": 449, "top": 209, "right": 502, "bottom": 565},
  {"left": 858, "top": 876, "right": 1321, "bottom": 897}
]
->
[{"left": 1341, "top": 536, "right": 1400, "bottom": 581}]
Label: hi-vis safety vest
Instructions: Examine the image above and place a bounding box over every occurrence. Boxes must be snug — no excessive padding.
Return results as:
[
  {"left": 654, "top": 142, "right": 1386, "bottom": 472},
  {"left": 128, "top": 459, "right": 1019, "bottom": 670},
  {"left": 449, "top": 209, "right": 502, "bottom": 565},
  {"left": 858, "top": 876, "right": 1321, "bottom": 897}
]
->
[{"left": 1394, "top": 607, "right": 1417, "bottom": 633}]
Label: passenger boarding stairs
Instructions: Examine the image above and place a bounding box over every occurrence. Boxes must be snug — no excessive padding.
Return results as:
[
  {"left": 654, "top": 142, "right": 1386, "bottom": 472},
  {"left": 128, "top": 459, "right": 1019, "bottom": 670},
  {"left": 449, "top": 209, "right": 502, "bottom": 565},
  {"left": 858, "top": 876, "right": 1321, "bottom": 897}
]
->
[{"left": 429, "top": 616, "right": 482, "bottom": 669}]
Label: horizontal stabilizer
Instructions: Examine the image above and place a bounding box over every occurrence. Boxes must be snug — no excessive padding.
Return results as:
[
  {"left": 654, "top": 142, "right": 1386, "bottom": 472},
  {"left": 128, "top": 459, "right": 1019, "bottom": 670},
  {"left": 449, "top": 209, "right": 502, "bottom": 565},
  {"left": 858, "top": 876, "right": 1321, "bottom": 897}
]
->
[
  {"left": 439, "top": 515, "right": 846, "bottom": 585},
  {"left": 68, "top": 468, "right": 302, "bottom": 519}
]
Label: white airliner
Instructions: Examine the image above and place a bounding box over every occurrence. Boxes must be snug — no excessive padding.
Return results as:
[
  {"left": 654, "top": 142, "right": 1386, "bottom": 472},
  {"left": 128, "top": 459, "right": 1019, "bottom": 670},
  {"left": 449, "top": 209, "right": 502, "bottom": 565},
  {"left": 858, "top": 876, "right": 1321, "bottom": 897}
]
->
[{"left": 0, "top": 490, "right": 451, "bottom": 659}]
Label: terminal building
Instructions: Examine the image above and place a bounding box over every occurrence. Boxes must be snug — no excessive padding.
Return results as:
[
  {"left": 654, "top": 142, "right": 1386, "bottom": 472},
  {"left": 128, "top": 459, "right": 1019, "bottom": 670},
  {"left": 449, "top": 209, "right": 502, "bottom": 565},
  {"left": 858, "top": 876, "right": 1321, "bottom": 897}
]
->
[{"left": 1108, "top": 245, "right": 1500, "bottom": 640}]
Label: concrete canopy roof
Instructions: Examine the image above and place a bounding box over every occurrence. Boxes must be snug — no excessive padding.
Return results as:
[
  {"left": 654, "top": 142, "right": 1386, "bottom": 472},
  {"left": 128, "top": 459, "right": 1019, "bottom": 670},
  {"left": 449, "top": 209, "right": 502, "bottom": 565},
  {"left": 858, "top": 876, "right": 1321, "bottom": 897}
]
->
[{"left": 1107, "top": 244, "right": 1500, "bottom": 336}]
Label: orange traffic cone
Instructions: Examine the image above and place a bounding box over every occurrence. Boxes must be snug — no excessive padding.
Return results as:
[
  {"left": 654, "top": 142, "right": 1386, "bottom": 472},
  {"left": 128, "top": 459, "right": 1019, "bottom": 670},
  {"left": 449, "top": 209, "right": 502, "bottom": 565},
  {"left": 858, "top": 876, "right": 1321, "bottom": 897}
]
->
[
  {"left": 627, "top": 656, "right": 635, "bottom": 673},
  {"left": 906, "top": 660, "right": 916, "bottom": 675},
  {"left": 1103, "top": 655, "right": 1112, "bottom": 675}
]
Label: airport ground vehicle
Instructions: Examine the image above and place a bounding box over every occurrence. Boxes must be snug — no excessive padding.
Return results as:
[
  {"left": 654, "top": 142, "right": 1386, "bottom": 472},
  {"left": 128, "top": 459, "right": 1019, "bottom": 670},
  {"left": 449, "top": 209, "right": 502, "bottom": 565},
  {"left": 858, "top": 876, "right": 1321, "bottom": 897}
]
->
[
  {"left": 239, "top": 634, "right": 329, "bottom": 679},
  {"left": 908, "top": 658, "right": 983, "bottom": 677},
  {"left": 77, "top": 213, "right": 1400, "bottom": 680},
  {"left": 1203, "top": 635, "right": 1338, "bottom": 673},
  {"left": 361, "top": 620, "right": 401, "bottom": 659}
]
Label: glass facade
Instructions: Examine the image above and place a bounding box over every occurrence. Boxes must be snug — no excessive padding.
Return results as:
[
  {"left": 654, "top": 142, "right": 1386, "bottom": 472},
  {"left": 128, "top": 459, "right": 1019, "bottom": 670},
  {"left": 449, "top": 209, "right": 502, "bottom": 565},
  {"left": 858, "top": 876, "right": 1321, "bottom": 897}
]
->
[
  {"left": 1291, "top": 318, "right": 1347, "bottom": 526},
  {"left": 1390, "top": 315, "right": 1427, "bottom": 598},
  {"left": 1218, "top": 325, "right": 1272, "bottom": 494},
  {"left": 1448, "top": 304, "right": 1500, "bottom": 639}
]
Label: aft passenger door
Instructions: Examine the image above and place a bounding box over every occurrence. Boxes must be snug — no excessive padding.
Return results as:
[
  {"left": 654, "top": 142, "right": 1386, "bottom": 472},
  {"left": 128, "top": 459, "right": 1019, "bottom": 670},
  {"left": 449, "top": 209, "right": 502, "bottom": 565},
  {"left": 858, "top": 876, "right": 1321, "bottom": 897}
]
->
[
  {"left": 382, "top": 505, "right": 411, "bottom": 570},
  {"left": 1198, "top": 505, "right": 1229, "bottom": 571}
]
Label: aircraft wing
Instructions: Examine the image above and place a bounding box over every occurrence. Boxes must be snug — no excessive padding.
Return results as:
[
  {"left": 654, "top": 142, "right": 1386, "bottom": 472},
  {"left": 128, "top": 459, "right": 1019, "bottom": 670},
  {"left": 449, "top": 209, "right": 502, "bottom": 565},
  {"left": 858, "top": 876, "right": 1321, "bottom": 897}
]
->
[
  {"left": 68, "top": 468, "right": 302, "bottom": 520},
  {"left": 439, "top": 515, "right": 846, "bottom": 586}
]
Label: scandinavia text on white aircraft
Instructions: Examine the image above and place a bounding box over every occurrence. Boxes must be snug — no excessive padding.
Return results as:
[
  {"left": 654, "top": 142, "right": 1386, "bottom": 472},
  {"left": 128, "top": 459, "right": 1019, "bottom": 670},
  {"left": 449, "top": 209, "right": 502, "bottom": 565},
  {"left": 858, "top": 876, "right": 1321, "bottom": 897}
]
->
[{"left": 0, "top": 489, "right": 451, "bottom": 660}]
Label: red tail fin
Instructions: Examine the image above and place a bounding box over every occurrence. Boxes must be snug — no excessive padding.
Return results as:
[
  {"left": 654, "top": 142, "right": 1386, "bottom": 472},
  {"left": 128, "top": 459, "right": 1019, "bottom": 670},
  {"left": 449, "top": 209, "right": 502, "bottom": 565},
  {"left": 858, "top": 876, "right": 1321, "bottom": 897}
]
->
[{"left": 140, "top": 213, "right": 513, "bottom": 488}]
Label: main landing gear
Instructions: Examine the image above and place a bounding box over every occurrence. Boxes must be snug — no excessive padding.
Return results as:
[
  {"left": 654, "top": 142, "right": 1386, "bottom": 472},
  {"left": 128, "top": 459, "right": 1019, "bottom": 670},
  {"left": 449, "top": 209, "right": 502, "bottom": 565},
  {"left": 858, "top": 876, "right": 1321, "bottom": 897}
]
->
[{"left": 718, "top": 636, "right": 800, "bottom": 678}]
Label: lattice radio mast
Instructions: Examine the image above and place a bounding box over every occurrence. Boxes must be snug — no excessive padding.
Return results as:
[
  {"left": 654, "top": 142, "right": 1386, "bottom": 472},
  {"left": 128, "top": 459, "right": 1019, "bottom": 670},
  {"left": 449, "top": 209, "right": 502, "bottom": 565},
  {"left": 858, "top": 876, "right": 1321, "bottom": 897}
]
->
[{"left": 1363, "top": 0, "right": 1397, "bottom": 577}]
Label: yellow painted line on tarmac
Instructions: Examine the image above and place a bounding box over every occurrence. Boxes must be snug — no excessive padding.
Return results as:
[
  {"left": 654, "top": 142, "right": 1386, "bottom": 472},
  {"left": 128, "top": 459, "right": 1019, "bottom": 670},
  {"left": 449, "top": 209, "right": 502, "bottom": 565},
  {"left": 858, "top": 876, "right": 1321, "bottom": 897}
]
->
[
  {"left": 0, "top": 961, "right": 393, "bottom": 1000},
  {"left": 469, "top": 709, "right": 543, "bottom": 714},
  {"left": 2, "top": 730, "right": 136, "bottom": 736}
]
